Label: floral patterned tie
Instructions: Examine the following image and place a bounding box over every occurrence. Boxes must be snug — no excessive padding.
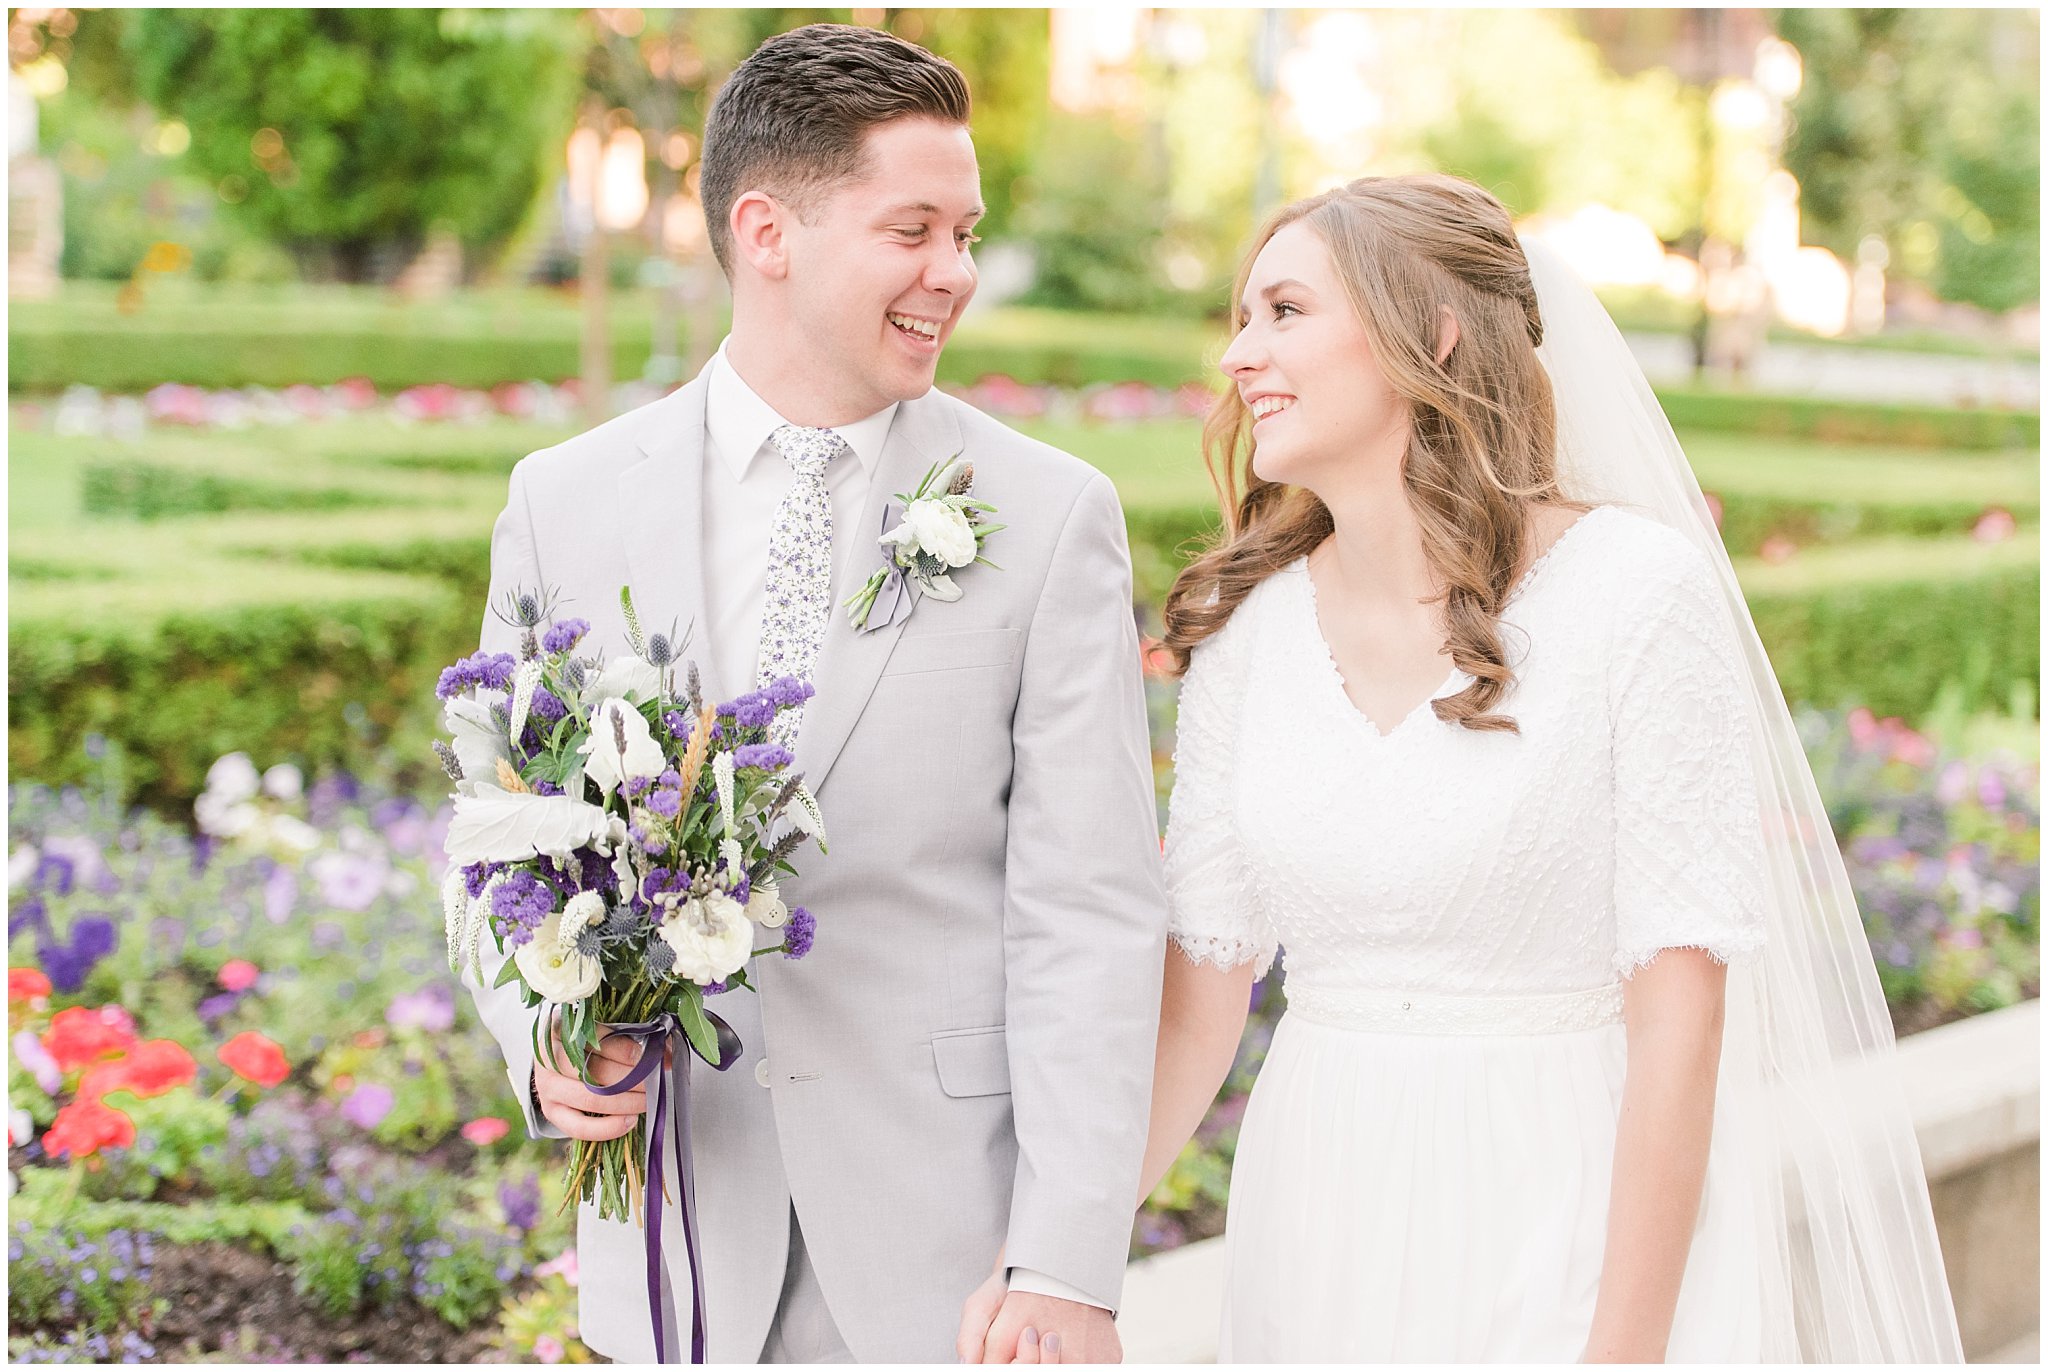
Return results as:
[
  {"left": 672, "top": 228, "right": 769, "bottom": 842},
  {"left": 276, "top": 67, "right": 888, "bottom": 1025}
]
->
[{"left": 755, "top": 424, "right": 848, "bottom": 747}]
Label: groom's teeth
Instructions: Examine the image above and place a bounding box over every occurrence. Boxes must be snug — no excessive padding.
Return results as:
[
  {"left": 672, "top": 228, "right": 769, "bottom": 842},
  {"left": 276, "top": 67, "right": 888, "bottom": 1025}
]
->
[{"left": 888, "top": 313, "right": 939, "bottom": 339}]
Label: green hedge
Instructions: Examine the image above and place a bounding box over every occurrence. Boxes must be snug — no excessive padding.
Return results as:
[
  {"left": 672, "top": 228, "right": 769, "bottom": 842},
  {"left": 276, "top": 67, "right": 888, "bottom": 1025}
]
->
[{"left": 1655, "top": 387, "right": 2039, "bottom": 451}]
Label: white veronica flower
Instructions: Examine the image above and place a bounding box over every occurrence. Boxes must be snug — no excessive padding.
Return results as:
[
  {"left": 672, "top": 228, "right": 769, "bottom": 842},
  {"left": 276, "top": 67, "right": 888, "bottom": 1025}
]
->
[
  {"left": 515, "top": 906, "right": 604, "bottom": 1004},
  {"left": 579, "top": 697, "right": 666, "bottom": 799},
  {"left": 900, "top": 498, "right": 978, "bottom": 568},
  {"left": 658, "top": 889, "right": 752, "bottom": 983}
]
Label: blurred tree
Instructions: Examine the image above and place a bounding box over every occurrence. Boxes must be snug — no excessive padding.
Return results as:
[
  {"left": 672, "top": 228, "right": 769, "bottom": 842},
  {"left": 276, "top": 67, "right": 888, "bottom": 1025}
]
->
[
  {"left": 128, "top": 9, "right": 579, "bottom": 282},
  {"left": 1011, "top": 110, "right": 1180, "bottom": 314},
  {"left": 1779, "top": 8, "right": 2039, "bottom": 312}
]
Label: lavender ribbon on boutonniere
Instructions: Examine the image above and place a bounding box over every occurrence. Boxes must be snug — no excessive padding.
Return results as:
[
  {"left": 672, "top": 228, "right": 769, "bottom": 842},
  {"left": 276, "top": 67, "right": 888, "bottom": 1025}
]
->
[{"left": 842, "top": 457, "right": 1004, "bottom": 633}]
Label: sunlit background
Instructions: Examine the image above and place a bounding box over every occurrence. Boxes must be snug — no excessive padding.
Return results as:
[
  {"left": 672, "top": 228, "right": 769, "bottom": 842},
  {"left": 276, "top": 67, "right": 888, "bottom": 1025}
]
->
[{"left": 6, "top": 8, "right": 2039, "bottom": 1365}]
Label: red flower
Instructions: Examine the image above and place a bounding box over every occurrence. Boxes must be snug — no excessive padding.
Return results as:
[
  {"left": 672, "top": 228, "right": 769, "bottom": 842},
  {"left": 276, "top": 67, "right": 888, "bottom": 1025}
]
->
[
  {"left": 41, "top": 1006, "right": 139, "bottom": 1071},
  {"left": 43, "top": 1098, "right": 136, "bottom": 1159},
  {"left": 217, "top": 959, "right": 260, "bottom": 993},
  {"left": 218, "top": 1031, "right": 291, "bottom": 1088},
  {"left": 80, "top": 1039, "right": 198, "bottom": 1102},
  {"left": 8, "top": 968, "right": 52, "bottom": 1002},
  {"left": 461, "top": 1116, "right": 511, "bottom": 1146}
]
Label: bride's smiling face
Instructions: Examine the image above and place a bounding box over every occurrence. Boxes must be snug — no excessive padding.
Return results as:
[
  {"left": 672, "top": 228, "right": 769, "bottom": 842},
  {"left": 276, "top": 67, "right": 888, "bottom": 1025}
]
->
[{"left": 1220, "top": 220, "right": 1409, "bottom": 491}]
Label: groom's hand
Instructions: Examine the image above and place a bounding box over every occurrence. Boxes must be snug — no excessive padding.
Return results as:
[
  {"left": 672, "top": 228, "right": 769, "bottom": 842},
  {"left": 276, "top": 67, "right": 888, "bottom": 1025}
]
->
[
  {"left": 532, "top": 1023, "right": 674, "bottom": 1141},
  {"left": 969, "top": 1291, "right": 1120, "bottom": 1365}
]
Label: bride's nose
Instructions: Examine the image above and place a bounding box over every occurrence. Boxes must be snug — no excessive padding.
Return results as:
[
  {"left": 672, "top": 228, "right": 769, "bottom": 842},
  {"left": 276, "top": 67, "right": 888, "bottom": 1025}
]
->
[{"left": 1219, "top": 324, "right": 1263, "bottom": 380}]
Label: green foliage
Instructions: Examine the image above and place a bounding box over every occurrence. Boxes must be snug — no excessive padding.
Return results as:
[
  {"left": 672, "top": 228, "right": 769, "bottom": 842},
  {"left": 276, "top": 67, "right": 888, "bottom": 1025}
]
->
[
  {"left": 127, "top": 10, "right": 578, "bottom": 281},
  {"left": 1780, "top": 8, "right": 2040, "bottom": 311},
  {"left": 1012, "top": 113, "right": 1195, "bottom": 315},
  {"left": 6, "top": 1220, "right": 157, "bottom": 1335},
  {"left": 81, "top": 1094, "right": 234, "bottom": 1203}
]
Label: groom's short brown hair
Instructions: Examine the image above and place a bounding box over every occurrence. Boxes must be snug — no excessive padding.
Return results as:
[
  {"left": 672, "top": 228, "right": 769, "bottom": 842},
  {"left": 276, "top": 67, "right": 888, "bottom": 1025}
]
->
[{"left": 700, "top": 23, "right": 971, "bottom": 277}]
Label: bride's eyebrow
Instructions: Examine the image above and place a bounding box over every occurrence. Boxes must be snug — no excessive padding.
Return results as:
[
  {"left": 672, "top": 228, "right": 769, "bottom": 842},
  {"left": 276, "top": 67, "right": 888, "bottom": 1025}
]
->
[{"left": 1241, "top": 279, "right": 1314, "bottom": 314}]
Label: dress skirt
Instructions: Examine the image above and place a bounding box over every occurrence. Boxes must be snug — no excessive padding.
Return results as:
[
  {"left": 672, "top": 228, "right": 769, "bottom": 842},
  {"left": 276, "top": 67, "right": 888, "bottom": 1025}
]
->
[{"left": 1218, "top": 992, "right": 1764, "bottom": 1363}]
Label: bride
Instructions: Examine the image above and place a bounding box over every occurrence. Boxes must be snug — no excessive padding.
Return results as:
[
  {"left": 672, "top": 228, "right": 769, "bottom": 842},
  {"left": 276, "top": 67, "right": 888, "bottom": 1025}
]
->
[{"left": 1137, "top": 175, "right": 1962, "bottom": 1362}]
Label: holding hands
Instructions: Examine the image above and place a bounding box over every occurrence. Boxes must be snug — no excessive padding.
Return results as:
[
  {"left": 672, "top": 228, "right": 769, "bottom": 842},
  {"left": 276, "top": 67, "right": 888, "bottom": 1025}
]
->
[{"left": 956, "top": 1251, "right": 1122, "bottom": 1364}]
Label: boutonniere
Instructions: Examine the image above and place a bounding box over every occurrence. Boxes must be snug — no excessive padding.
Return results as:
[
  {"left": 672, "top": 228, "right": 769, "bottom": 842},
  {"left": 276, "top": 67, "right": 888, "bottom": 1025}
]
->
[{"left": 843, "top": 457, "right": 1004, "bottom": 632}]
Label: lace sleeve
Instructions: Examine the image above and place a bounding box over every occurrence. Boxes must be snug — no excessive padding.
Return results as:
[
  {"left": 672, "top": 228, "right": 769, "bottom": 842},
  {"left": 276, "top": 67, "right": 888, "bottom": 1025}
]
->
[
  {"left": 1163, "top": 602, "right": 1278, "bottom": 980},
  {"left": 1607, "top": 531, "right": 1769, "bottom": 978}
]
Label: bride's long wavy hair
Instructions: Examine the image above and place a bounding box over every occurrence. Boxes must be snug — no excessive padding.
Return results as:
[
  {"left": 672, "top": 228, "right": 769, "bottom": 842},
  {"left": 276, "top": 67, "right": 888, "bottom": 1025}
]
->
[{"left": 1161, "top": 174, "right": 1583, "bottom": 732}]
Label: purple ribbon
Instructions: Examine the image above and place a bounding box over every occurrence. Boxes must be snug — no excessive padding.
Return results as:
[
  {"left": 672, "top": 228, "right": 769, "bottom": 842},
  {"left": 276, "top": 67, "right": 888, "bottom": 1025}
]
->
[
  {"left": 583, "top": 1007, "right": 743, "bottom": 1363},
  {"left": 860, "top": 505, "right": 917, "bottom": 633}
]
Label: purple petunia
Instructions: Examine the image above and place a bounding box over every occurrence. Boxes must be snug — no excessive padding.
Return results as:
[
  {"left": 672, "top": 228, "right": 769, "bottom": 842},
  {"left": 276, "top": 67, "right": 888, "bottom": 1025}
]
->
[
  {"left": 499, "top": 1175, "right": 542, "bottom": 1233},
  {"left": 541, "top": 619, "right": 591, "bottom": 655},
  {"left": 196, "top": 991, "right": 242, "bottom": 1023},
  {"left": 731, "top": 743, "right": 793, "bottom": 771},
  {"left": 783, "top": 907, "right": 815, "bottom": 960},
  {"left": 490, "top": 871, "right": 554, "bottom": 946},
  {"left": 342, "top": 1083, "right": 395, "bottom": 1130},
  {"left": 386, "top": 983, "right": 456, "bottom": 1033},
  {"left": 40, "top": 916, "right": 118, "bottom": 994},
  {"left": 435, "top": 651, "right": 517, "bottom": 701}
]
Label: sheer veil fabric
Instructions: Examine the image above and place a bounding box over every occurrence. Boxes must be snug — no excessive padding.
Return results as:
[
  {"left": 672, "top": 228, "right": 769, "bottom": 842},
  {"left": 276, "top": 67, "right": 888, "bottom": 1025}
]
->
[{"left": 1524, "top": 240, "right": 1963, "bottom": 1360}]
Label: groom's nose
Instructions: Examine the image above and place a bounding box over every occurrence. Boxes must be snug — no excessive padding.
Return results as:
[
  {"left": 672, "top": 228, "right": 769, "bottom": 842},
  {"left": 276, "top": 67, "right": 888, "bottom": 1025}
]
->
[{"left": 921, "top": 240, "right": 977, "bottom": 299}]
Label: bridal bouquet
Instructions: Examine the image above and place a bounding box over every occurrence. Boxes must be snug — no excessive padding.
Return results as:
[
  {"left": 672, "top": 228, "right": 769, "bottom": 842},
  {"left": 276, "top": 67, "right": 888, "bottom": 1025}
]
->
[{"left": 436, "top": 585, "right": 826, "bottom": 1226}]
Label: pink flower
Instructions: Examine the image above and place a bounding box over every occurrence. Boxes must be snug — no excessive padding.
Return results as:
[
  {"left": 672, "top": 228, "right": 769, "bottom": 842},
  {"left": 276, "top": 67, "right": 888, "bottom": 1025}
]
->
[
  {"left": 1702, "top": 491, "right": 1724, "bottom": 528},
  {"left": 1847, "top": 707, "right": 1879, "bottom": 750},
  {"left": 217, "top": 959, "right": 260, "bottom": 992},
  {"left": 1947, "top": 927, "right": 1985, "bottom": 951},
  {"left": 535, "top": 1247, "right": 580, "bottom": 1288},
  {"left": 1972, "top": 508, "right": 2016, "bottom": 542},
  {"left": 342, "top": 1082, "right": 396, "bottom": 1130},
  {"left": 534, "top": 1336, "right": 565, "bottom": 1364},
  {"left": 461, "top": 1116, "right": 511, "bottom": 1146},
  {"left": 13, "top": 1028, "right": 62, "bottom": 1093},
  {"left": 1759, "top": 535, "right": 1798, "bottom": 565}
]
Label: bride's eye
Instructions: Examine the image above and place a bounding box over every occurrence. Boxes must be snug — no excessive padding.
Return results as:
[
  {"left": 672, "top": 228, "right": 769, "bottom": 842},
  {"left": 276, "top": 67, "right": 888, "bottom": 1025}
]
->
[{"left": 1272, "top": 301, "right": 1301, "bottom": 319}]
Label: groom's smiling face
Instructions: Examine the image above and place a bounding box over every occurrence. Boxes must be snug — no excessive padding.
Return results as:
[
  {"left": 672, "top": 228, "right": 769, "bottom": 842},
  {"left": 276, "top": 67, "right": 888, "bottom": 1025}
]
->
[{"left": 781, "top": 117, "right": 984, "bottom": 416}]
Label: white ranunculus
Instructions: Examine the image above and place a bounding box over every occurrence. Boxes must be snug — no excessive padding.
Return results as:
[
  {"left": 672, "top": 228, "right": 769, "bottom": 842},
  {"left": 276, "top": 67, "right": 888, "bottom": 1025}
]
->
[
  {"left": 658, "top": 890, "right": 752, "bottom": 983},
  {"left": 514, "top": 909, "right": 603, "bottom": 1003},
  {"left": 901, "top": 498, "right": 978, "bottom": 568},
  {"left": 745, "top": 876, "right": 788, "bottom": 930},
  {"left": 579, "top": 697, "right": 666, "bottom": 799},
  {"left": 581, "top": 654, "right": 662, "bottom": 709}
]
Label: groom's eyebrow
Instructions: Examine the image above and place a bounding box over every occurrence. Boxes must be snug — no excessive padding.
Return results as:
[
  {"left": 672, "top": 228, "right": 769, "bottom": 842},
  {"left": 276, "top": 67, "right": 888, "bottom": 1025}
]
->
[{"left": 880, "top": 201, "right": 987, "bottom": 222}]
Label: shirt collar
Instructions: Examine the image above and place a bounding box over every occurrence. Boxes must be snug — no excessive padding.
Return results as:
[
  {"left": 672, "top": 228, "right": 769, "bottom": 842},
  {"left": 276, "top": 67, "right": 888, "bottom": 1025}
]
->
[{"left": 705, "top": 339, "right": 898, "bottom": 481}]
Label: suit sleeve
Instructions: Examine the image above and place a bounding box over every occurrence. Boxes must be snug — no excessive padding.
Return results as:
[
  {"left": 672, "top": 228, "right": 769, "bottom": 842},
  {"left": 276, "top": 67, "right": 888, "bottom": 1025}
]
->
[
  {"left": 999, "top": 472, "right": 1169, "bottom": 1309},
  {"left": 458, "top": 458, "right": 566, "bottom": 1142}
]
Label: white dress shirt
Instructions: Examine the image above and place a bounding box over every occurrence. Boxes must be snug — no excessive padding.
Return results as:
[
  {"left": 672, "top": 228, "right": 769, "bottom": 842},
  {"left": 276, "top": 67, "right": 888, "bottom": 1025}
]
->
[{"left": 699, "top": 342, "right": 1106, "bottom": 1314}]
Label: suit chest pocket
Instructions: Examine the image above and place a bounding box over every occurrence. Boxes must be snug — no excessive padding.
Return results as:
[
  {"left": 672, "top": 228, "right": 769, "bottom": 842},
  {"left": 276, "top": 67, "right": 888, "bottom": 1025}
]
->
[{"left": 880, "top": 627, "right": 1021, "bottom": 678}]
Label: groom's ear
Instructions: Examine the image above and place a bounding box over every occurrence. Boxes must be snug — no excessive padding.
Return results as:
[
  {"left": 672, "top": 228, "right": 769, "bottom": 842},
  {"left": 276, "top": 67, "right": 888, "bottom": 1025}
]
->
[
  {"left": 729, "top": 190, "right": 792, "bottom": 282},
  {"left": 1435, "top": 305, "right": 1460, "bottom": 365}
]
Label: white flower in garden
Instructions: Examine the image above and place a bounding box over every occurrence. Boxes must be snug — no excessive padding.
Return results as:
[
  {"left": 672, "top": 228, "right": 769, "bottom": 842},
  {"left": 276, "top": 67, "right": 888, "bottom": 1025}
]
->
[
  {"left": 580, "top": 654, "right": 662, "bottom": 709},
  {"left": 8, "top": 846, "right": 36, "bottom": 888},
  {"left": 195, "top": 797, "right": 259, "bottom": 840},
  {"left": 515, "top": 908, "right": 603, "bottom": 1004},
  {"left": 270, "top": 815, "right": 321, "bottom": 855},
  {"left": 658, "top": 890, "right": 752, "bottom": 983},
  {"left": 900, "top": 498, "right": 978, "bottom": 568},
  {"left": 262, "top": 763, "right": 304, "bottom": 802},
  {"left": 579, "top": 697, "right": 665, "bottom": 799},
  {"left": 205, "top": 753, "right": 262, "bottom": 806},
  {"left": 746, "top": 876, "right": 788, "bottom": 930}
]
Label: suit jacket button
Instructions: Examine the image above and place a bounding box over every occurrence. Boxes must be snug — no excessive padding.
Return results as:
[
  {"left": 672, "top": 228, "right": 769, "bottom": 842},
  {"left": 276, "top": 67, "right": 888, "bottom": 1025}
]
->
[{"left": 755, "top": 1059, "right": 772, "bottom": 1088}]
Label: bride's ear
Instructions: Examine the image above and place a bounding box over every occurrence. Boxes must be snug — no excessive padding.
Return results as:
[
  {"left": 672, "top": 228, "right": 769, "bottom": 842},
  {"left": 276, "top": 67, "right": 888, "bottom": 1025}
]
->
[{"left": 1435, "top": 306, "right": 1460, "bottom": 365}]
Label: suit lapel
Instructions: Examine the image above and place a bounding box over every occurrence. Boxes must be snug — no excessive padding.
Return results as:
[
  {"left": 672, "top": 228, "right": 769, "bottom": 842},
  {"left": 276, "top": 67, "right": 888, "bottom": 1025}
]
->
[
  {"left": 617, "top": 377, "right": 726, "bottom": 700},
  {"left": 793, "top": 391, "right": 962, "bottom": 794}
]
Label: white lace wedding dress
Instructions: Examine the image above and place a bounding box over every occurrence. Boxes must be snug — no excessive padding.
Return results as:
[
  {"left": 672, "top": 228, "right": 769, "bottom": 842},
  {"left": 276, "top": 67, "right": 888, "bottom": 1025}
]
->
[{"left": 1165, "top": 505, "right": 1773, "bottom": 1362}]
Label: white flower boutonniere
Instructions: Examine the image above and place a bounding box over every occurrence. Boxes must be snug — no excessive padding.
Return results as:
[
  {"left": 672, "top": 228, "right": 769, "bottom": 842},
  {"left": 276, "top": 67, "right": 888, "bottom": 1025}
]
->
[{"left": 843, "top": 457, "right": 1004, "bottom": 632}]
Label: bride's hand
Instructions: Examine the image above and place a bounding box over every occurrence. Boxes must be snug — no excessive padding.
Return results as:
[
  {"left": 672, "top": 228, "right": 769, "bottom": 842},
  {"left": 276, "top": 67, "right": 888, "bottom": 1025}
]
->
[{"left": 954, "top": 1247, "right": 1008, "bottom": 1363}]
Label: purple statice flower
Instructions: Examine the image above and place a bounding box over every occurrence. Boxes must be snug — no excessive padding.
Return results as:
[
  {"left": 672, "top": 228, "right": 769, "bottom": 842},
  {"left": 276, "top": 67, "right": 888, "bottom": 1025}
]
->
[
  {"left": 701, "top": 979, "right": 728, "bottom": 996},
  {"left": 783, "top": 907, "right": 815, "bottom": 961},
  {"left": 342, "top": 1083, "right": 395, "bottom": 1130},
  {"left": 575, "top": 849, "right": 613, "bottom": 894},
  {"left": 531, "top": 779, "right": 563, "bottom": 797},
  {"left": 541, "top": 619, "right": 591, "bottom": 655},
  {"left": 731, "top": 743, "right": 792, "bottom": 771},
  {"left": 630, "top": 823, "right": 669, "bottom": 858},
  {"left": 490, "top": 871, "right": 554, "bottom": 946},
  {"left": 40, "top": 915, "right": 118, "bottom": 994},
  {"left": 435, "top": 651, "right": 517, "bottom": 701},
  {"left": 763, "top": 677, "right": 816, "bottom": 711},
  {"left": 716, "top": 691, "right": 776, "bottom": 730},
  {"left": 646, "top": 788, "right": 682, "bottom": 818},
  {"left": 498, "top": 1174, "right": 542, "bottom": 1233},
  {"left": 386, "top": 983, "right": 456, "bottom": 1033},
  {"left": 462, "top": 862, "right": 503, "bottom": 900},
  {"left": 624, "top": 774, "right": 655, "bottom": 800},
  {"left": 663, "top": 710, "right": 693, "bottom": 742},
  {"left": 528, "top": 688, "right": 568, "bottom": 724}
]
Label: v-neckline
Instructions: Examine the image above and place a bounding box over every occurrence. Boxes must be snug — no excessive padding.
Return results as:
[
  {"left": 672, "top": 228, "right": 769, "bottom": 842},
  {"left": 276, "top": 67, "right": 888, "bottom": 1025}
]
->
[{"left": 1295, "top": 507, "right": 1609, "bottom": 741}]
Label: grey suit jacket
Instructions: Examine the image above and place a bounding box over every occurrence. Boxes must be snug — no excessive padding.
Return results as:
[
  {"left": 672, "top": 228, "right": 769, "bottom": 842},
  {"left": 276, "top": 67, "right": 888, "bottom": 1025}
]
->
[{"left": 460, "top": 374, "right": 1168, "bottom": 1362}]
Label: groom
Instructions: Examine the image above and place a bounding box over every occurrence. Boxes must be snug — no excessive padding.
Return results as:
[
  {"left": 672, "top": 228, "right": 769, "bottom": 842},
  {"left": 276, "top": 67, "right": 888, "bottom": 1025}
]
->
[{"left": 461, "top": 22, "right": 1168, "bottom": 1364}]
